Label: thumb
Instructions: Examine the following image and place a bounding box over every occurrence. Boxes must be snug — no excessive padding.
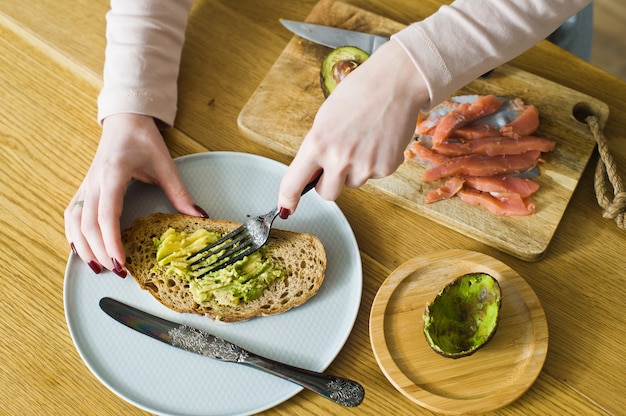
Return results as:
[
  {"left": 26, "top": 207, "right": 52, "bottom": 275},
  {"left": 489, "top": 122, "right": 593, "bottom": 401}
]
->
[
  {"left": 157, "top": 163, "right": 209, "bottom": 218},
  {"left": 278, "top": 167, "right": 322, "bottom": 218}
]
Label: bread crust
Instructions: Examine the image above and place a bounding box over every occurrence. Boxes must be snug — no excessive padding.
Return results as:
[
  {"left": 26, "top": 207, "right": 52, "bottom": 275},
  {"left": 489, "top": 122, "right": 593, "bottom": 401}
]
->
[{"left": 121, "top": 213, "right": 326, "bottom": 322}]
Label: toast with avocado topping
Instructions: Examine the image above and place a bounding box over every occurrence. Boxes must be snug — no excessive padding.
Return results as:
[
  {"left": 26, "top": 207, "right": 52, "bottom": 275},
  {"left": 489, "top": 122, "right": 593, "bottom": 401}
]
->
[{"left": 121, "top": 213, "right": 326, "bottom": 322}]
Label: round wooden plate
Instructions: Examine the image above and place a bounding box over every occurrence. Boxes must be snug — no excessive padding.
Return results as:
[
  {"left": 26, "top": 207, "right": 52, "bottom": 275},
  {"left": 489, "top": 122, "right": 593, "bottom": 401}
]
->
[{"left": 370, "top": 249, "right": 548, "bottom": 415}]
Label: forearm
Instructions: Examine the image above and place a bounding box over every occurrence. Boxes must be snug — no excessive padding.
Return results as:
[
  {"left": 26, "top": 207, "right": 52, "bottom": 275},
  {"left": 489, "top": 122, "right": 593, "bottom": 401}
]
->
[
  {"left": 97, "top": 0, "right": 194, "bottom": 126},
  {"left": 392, "top": 0, "right": 592, "bottom": 108}
]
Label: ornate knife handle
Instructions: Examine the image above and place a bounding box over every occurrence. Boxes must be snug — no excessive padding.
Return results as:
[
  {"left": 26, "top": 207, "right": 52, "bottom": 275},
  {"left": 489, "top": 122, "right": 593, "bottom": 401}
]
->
[
  {"left": 169, "top": 325, "right": 364, "bottom": 407},
  {"left": 241, "top": 352, "right": 365, "bottom": 407}
]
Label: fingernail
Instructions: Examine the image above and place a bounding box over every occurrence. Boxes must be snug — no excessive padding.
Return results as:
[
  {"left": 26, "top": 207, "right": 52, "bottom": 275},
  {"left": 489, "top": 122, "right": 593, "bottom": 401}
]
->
[
  {"left": 278, "top": 207, "right": 292, "bottom": 220},
  {"left": 194, "top": 204, "right": 209, "bottom": 218},
  {"left": 111, "top": 257, "right": 127, "bottom": 278},
  {"left": 70, "top": 242, "right": 78, "bottom": 256},
  {"left": 88, "top": 260, "right": 102, "bottom": 275}
]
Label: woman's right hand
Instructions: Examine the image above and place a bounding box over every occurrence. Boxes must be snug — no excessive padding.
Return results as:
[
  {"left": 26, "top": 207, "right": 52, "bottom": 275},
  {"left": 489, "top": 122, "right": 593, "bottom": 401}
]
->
[
  {"left": 64, "top": 113, "right": 207, "bottom": 277},
  {"left": 277, "top": 40, "right": 429, "bottom": 216}
]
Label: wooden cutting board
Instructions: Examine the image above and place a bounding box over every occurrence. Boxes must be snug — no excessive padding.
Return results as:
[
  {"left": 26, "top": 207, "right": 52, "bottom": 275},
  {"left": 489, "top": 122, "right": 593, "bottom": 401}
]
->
[{"left": 238, "top": 0, "right": 609, "bottom": 261}]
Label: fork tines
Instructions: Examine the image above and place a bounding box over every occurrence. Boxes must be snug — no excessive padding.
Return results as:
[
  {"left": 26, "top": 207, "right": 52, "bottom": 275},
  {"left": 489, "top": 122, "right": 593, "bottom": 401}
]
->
[{"left": 186, "top": 226, "right": 256, "bottom": 277}]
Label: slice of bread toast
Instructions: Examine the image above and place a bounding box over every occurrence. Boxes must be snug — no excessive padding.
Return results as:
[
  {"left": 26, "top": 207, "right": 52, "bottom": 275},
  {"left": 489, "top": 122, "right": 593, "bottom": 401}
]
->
[{"left": 121, "top": 213, "right": 326, "bottom": 322}]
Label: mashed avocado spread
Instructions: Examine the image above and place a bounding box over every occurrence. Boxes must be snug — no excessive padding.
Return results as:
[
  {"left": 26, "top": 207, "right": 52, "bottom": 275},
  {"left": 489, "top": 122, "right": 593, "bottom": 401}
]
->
[{"left": 153, "top": 228, "right": 284, "bottom": 306}]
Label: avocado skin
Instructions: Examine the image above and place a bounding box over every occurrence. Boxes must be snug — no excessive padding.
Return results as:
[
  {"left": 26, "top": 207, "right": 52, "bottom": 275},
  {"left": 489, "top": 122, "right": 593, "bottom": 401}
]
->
[
  {"left": 423, "top": 272, "right": 502, "bottom": 359},
  {"left": 319, "top": 46, "right": 370, "bottom": 97}
]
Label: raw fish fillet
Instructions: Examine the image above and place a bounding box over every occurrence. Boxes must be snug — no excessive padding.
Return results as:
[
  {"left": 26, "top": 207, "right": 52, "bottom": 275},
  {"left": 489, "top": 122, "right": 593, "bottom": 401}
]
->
[
  {"left": 404, "top": 141, "right": 449, "bottom": 165},
  {"left": 457, "top": 188, "right": 536, "bottom": 216},
  {"left": 423, "top": 150, "right": 542, "bottom": 182},
  {"left": 432, "top": 135, "right": 556, "bottom": 157},
  {"left": 408, "top": 95, "right": 554, "bottom": 216},
  {"left": 452, "top": 125, "right": 501, "bottom": 140},
  {"left": 431, "top": 95, "right": 505, "bottom": 145},
  {"left": 501, "top": 100, "right": 540, "bottom": 138},
  {"left": 425, "top": 177, "right": 465, "bottom": 203},
  {"left": 463, "top": 175, "right": 540, "bottom": 199}
]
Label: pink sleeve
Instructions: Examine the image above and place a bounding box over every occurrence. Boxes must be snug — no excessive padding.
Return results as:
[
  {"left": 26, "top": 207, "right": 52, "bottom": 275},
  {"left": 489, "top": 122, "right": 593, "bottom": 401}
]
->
[
  {"left": 391, "top": 0, "right": 591, "bottom": 108},
  {"left": 97, "top": 0, "right": 193, "bottom": 126}
]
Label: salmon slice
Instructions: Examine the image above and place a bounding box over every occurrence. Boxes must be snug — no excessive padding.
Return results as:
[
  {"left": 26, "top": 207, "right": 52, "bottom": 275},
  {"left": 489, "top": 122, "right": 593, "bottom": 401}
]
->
[
  {"left": 457, "top": 188, "right": 536, "bottom": 216},
  {"left": 452, "top": 124, "right": 501, "bottom": 140},
  {"left": 431, "top": 95, "right": 505, "bottom": 146},
  {"left": 425, "top": 176, "right": 465, "bottom": 203},
  {"left": 432, "top": 135, "right": 556, "bottom": 157},
  {"left": 501, "top": 100, "right": 540, "bottom": 138},
  {"left": 416, "top": 99, "right": 461, "bottom": 135},
  {"left": 405, "top": 141, "right": 449, "bottom": 165},
  {"left": 416, "top": 111, "right": 437, "bottom": 135},
  {"left": 462, "top": 175, "right": 540, "bottom": 198},
  {"left": 423, "top": 150, "right": 542, "bottom": 182}
]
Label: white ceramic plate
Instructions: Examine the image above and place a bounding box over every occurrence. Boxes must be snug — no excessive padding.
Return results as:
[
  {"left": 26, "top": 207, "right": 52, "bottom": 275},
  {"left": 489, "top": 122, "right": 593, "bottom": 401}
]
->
[{"left": 64, "top": 152, "right": 362, "bottom": 416}]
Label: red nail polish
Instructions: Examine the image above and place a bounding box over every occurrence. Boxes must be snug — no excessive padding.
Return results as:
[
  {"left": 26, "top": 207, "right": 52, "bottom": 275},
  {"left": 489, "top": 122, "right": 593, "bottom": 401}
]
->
[
  {"left": 278, "top": 207, "right": 292, "bottom": 219},
  {"left": 88, "top": 261, "right": 102, "bottom": 275},
  {"left": 194, "top": 204, "right": 209, "bottom": 218},
  {"left": 111, "top": 257, "right": 127, "bottom": 278},
  {"left": 70, "top": 242, "right": 78, "bottom": 256}
]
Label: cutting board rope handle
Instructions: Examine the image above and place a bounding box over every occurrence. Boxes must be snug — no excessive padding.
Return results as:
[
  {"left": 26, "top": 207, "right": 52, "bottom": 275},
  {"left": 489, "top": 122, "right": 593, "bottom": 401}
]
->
[{"left": 586, "top": 115, "right": 626, "bottom": 230}]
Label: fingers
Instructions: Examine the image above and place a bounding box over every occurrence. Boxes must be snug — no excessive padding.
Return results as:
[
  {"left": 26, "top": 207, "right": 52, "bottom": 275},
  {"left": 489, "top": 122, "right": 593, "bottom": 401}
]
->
[
  {"left": 96, "top": 170, "right": 128, "bottom": 276},
  {"left": 278, "top": 149, "right": 356, "bottom": 219},
  {"left": 278, "top": 143, "right": 328, "bottom": 215},
  {"left": 156, "top": 156, "right": 209, "bottom": 218},
  {"left": 66, "top": 182, "right": 127, "bottom": 278},
  {"left": 65, "top": 114, "right": 212, "bottom": 277},
  {"left": 65, "top": 193, "right": 103, "bottom": 275},
  {"left": 66, "top": 158, "right": 207, "bottom": 278},
  {"left": 277, "top": 169, "right": 309, "bottom": 217},
  {"left": 66, "top": 173, "right": 206, "bottom": 278}
]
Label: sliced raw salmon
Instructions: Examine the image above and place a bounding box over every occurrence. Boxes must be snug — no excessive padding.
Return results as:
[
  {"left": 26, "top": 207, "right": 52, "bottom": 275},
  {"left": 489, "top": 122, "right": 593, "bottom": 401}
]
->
[
  {"left": 432, "top": 135, "right": 556, "bottom": 157},
  {"left": 462, "top": 175, "right": 540, "bottom": 198},
  {"left": 408, "top": 95, "right": 554, "bottom": 216},
  {"left": 452, "top": 124, "right": 501, "bottom": 140},
  {"left": 431, "top": 95, "right": 505, "bottom": 145},
  {"left": 501, "top": 100, "right": 540, "bottom": 138},
  {"left": 405, "top": 141, "right": 449, "bottom": 165},
  {"left": 416, "top": 99, "right": 462, "bottom": 135},
  {"left": 422, "top": 150, "right": 542, "bottom": 182},
  {"left": 425, "top": 176, "right": 465, "bottom": 203},
  {"left": 457, "top": 188, "right": 536, "bottom": 216}
]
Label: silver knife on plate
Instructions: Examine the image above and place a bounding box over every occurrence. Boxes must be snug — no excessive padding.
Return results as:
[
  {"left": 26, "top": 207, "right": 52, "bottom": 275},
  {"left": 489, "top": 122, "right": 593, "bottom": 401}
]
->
[
  {"left": 99, "top": 297, "right": 364, "bottom": 407},
  {"left": 279, "top": 19, "right": 388, "bottom": 54}
]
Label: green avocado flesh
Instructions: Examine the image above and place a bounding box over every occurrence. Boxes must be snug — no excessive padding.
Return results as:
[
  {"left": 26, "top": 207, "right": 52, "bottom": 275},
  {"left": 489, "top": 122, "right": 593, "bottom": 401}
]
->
[
  {"left": 153, "top": 228, "right": 284, "bottom": 307},
  {"left": 320, "top": 46, "right": 370, "bottom": 97},
  {"left": 423, "top": 272, "right": 502, "bottom": 358}
]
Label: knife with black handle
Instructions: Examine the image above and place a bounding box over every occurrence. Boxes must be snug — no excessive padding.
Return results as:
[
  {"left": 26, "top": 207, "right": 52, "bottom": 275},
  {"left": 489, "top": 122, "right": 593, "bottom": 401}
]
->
[{"left": 99, "top": 297, "right": 364, "bottom": 407}]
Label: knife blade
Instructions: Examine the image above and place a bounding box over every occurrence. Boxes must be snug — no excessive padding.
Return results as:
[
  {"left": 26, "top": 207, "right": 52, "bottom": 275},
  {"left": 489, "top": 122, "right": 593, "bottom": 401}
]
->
[
  {"left": 279, "top": 19, "right": 495, "bottom": 79},
  {"left": 99, "top": 297, "right": 364, "bottom": 407},
  {"left": 279, "top": 19, "right": 388, "bottom": 54}
]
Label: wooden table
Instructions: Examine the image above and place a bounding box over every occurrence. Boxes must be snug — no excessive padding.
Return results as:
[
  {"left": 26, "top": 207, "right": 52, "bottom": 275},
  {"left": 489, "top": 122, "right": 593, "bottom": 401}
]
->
[{"left": 1, "top": 1, "right": 624, "bottom": 415}]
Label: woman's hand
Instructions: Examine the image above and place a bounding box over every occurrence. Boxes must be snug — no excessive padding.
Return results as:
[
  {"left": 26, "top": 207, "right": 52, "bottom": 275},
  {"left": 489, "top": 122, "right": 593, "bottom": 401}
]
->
[
  {"left": 65, "top": 113, "right": 207, "bottom": 276},
  {"left": 277, "top": 40, "right": 430, "bottom": 216}
]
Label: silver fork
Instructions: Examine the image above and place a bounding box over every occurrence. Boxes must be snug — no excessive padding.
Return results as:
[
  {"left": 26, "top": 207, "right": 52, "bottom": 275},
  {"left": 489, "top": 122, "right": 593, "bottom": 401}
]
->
[{"left": 187, "top": 177, "right": 320, "bottom": 277}]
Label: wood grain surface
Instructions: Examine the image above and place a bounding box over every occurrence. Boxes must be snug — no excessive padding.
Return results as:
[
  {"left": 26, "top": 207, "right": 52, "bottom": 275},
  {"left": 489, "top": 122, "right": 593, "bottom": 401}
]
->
[
  {"left": 2, "top": 0, "right": 624, "bottom": 415},
  {"left": 370, "top": 249, "right": 548, "bottom": 415},
  {"left": 238, "top": 0, "right": 610, "bottom": 261}
]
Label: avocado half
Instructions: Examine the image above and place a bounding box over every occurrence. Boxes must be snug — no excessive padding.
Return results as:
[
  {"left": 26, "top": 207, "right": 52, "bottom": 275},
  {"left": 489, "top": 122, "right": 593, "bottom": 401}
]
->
[
  {"left": 320, "top": 46, "right": 370, "bottom": 97},
  {"left": 423, "top": 272, "right": 502, "bottom": 358}
]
